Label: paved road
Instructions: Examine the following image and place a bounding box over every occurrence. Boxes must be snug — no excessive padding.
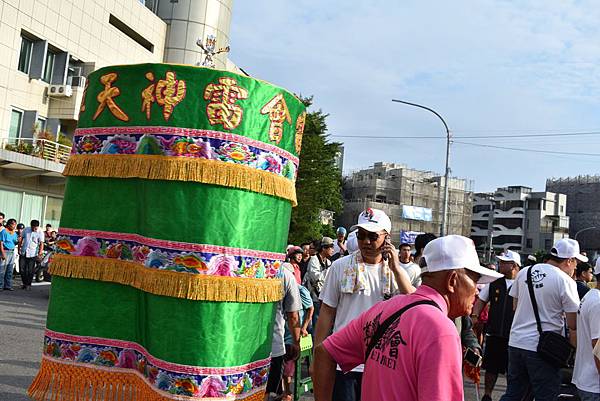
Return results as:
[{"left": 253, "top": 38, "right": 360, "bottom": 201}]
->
[
  {"left": 0, "top": 278, "right": 507, "bottom": 401},
  {"left": 0, "top": 277, "right": 50, "bottom": 401}
]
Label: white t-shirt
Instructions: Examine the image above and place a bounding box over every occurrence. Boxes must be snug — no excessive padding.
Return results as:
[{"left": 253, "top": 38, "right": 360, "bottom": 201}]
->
[
  {"left": 508, "top": 263, "right": 580, "bottom": 352},
  {"left": 479, "top": 278, "right": 515, "bottom": 303},
  {"left": 320, "top": 253, "right": 390, "bottom": 372},
  {"left": 572, "top": 289, "right": 600, "bottom": 394},
  {"left": 399, "top": 261, "right": 421, "bottom": 287}
]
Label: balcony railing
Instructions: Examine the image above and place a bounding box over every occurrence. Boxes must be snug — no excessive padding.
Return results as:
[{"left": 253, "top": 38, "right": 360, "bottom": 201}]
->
[{"left": 1, "top": 138, "right": 71, "bottom": 164}]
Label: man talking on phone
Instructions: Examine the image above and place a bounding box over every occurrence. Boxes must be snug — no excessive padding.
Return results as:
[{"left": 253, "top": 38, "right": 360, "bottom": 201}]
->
[
  {"left": 313, "top": 208, "right": 416, "bottom": 401},
  {"left": 312, "top": 235, "right": 503, "bottom": 401}
]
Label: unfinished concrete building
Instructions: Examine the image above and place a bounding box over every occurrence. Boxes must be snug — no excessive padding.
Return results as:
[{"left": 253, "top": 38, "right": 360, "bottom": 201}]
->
[
  {"left": 340, "top": 162, "right": 473, "bottom": 243},
  {"left": 546, "top": 175, "right": 600, "bottom": 251}
]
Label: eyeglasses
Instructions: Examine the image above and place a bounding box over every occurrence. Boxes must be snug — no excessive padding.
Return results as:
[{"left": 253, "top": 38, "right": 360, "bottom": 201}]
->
[
  {"left": 322, "top": 244, "right": 334, "bottom": 249},
  {"left": 356, "top": 230, "right": 384, "bottom": 242}
]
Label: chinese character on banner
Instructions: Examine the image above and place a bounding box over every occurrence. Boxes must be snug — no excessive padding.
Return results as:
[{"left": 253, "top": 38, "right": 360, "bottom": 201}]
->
[
  {"left": 294, "top": 112, "right": 306, "bottom": 154},
  {"left": 141, "top": 71, "right": 186, "bottom": 121},
  {"left": 79, "top": 79, "right": 89, "bottom": 115},
  {"left": 203, "top": 77, "right": 248, "bottom": 130},
  {"left": 92, "top": 72, "right": 129, "bottom": 122},
  {"left": 260, "top": 94, "right": 291, "bottom": 144}
]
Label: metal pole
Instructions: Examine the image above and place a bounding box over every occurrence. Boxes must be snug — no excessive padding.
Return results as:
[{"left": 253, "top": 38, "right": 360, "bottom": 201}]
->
[
  {"left": 392, "top": 99, "right": 451, "bottom": 236},
  {"left": 574, "top": 226, "right": 597, "bottom": 240}
]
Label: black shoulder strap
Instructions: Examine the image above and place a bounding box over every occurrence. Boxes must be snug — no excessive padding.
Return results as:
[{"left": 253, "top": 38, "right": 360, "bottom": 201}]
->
[
  {"left": 365, "top": 299, "right": 440, "bottom": 360},
  {"left": 526, "top": 266, "right": 543, "bottom": 335}
]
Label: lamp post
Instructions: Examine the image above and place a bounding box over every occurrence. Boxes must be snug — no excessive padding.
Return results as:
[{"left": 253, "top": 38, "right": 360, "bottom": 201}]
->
[
  {"left": 574, "top": 226, "right": 597, "bottom": 240},
  {"left": 392, "top": 99, "right": 452, "bottom": 236}
]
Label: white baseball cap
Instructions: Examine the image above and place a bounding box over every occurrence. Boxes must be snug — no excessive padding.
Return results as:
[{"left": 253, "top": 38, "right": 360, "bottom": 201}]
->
[
  {"left": 550, "top": 238, "right": 588, "bottom": 262},
  {"left": 350, "top": 208, "right": 392, "bottom": 233},
  {"left": 594, "top": 258, "right": 600, "bottom": 275},
  {"left": 422, "top": 235, "right": 503, "bottom": 284},
  {"left": 497, "top": 250, "right": 522, "bottom": 266}
]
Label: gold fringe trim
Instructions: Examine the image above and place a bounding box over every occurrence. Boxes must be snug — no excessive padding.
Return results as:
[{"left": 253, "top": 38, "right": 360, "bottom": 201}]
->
[
  {"left": 50, "top": 254, "right": 283, "bottom": 303},
  {"left": 64, "top": 154, "right": 297, "bottom": 206},
  {"left": 29, "top": 357, "right": 266, "bottom": 401}
]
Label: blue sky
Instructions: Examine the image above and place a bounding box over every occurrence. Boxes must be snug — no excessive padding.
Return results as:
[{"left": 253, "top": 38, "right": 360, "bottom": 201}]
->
[{"left": 229, "top": 1, "right": 600, "bottom": 192}]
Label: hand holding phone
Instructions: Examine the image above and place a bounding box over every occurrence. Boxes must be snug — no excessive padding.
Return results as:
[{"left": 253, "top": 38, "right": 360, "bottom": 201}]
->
[
  {"left": 382, "top": 234, "right": 391, "bottom": 261},
  {"left": 464, "top": 347, "right": 482, "bottom": 367}
]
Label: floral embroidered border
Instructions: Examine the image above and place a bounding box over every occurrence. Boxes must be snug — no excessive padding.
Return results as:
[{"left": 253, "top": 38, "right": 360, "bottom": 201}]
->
[
  {"left": 55, "top": 228, "right": 284, "bottom": 279},
  {"left": 42, "top": 330, "right": 269, "bottom": 399},
  {"left": 72, "top": 127, "right": 298, "bottom": 182}
]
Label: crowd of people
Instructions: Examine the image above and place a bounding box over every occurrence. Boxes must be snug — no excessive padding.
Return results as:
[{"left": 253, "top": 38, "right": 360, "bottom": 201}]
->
[
  {"left": 266, "top": 207, "right": 600, "bottom": 401},
  {"left": 0, "top": 212, "right": 57, "bottom": 291}
]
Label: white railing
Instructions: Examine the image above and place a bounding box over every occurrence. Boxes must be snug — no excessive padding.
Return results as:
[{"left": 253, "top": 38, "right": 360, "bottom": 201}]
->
[{"left": 1, "top": 138, "right": 71, "bottom": 164}]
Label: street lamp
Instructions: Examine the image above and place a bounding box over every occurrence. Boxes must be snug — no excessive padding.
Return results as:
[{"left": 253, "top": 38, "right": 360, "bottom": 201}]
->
[
  {"left": 574, "top": 226, "right": 597, "bottom": 240},
  {"left": 392, "top": 99, "right": 452, "bottom": 236}
]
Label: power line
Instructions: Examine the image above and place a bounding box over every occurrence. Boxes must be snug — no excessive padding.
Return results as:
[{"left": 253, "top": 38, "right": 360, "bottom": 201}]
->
[
  {"left": 331, "top": 130, "right": 600, "bottom": 139},
  {"left": 454, "top": 141, "right": 600, "bottom": 157}
]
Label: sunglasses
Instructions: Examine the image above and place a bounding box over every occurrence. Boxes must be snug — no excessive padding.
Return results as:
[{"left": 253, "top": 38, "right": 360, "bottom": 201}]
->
[
  {"left": 356, "top": 230, "right": 384, "bottom": 242},
  {"left": 322, "top": 244, "right": 334, "bottom": 249}
]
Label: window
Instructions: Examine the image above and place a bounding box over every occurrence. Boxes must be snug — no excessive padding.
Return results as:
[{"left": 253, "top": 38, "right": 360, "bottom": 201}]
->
[
  {"left": 560, "top": 205, "right": 564, "bottom": 213},
  {"left": 18, "top": 36, "right": 33, "bottom": 73},
  {"left": 43, "top": 50, "right": 56, "bottom": 83},
  {"left": 8, "top": 109, "right": 23, "bottom": 142},
  {"left": 526, "top": 238, "right": 532, "bottom": 248},
  {"left": 37, "top": 117, "right": 46, "bottom": 132},
  {"left": 544, "top": 239, "right": 552, "bottom": 249}
]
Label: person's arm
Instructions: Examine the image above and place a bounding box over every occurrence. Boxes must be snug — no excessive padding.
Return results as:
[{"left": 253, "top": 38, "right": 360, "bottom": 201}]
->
[
  {"left": 0, "top": 240, "right": 5, "bottom": 260},
  {"left": 314, "top": 302, "right": 336, "bottom": 346},
  {"left": 593, "top": 339, "right": 600, "bottom": 375},
  {"left": 384, "top": 243, "right": 415, "bottom": 294},
  {"left": 312, "top": 344, "right": 337, "bottom": 401},
  {"left": 286, "top": 311, "right": 301, "bottom": 360},
  {"left": 471, "top": 299, "right": 487, "bottom": 323},
  {"left": 37, "top": 233, "right": 43, "bottom": 258},
  {"left": 301, "top": 306, "right": 314, "bottom": 337},
  {"left": 461, "top": 316, "right": 481, "bottom": 353},
  {"left": 566, "top": 312, "right": 577, "bottom": 346}
]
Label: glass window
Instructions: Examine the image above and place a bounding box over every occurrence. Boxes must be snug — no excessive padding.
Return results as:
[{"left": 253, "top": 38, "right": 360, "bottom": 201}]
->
[
  {"left": 0, "top": 189, "right": 23, "bottom": 222},
  {"left": 37, "top": 117, "right": 47, "bottom": 133},
  {"left": 44, "top": 197, "right": 62, "bottom": 228},
  {"left": 21, "top": 193, "right": 44, "bottom": 227},
  {"left": 18, "top": 37, "right": 33, "bottom": 73},
  {"left": 43, "top": 50, "right": 56, "bottom": 83},
  {"left": 8, "top": 109, "right": 23, "bottom": 142}
]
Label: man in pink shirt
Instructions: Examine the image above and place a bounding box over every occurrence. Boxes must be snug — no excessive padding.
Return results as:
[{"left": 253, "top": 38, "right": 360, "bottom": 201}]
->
[{"left": 312, "top": 235, "right": 503, "bottom": 401}]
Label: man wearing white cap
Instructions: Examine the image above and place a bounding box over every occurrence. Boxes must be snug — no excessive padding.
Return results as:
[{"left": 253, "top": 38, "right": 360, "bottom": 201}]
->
[
  {"left": 500, "top": 238, "right": 584, "bottom": 401},
  {"left": 312, "top": 235, "right": 502, "bottom": 401},
  {"left": 472, "top": 250, "right": 521, "bottom": 401},
  {"left": 313, "top": 208, "right": 416, "bottom": 401},
  {"left": 572, "top": 259, "right": 600, "bottom": 401}
]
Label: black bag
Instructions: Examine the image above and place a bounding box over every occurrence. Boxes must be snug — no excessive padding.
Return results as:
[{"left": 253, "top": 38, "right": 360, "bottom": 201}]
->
[
  {"left": 526, "top": 266, "right": 575, "bottom": 368},
  {"left": 365, "top": 299, "right": 440, "bottom": 360}
]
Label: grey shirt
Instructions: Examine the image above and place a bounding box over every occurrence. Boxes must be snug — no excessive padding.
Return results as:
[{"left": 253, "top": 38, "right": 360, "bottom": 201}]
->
[{"left": 271, "top": 268, "right": 301, "bottom": 357}]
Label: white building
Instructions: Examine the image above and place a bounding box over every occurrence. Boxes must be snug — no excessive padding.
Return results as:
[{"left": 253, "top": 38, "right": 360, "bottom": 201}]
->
[
  {"left": 0, "top": 0, "right": 233, "bottom": 227},
  {"left": 471, "top": 186, "right": 569, "bottom": 255}
]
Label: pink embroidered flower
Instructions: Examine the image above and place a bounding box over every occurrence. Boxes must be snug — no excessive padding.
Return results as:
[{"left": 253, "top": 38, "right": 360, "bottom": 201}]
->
[
  {"left": 76, "top": 135, "right": 102, "bottom": 154},
  {"left": 265, "top": 261, "right": 282, "bottom": 278},
  {"left": 198, "top": 376, "right": 226, "bottom": 397},
  {"left": 73, "top": 237, "right": 101, "bottom": 257},
  {"left": 131, "top": 245, "right": 151, "bottom": 263},
  {"left": 60, "top": 343, "right": 77, "bottom": 360},
  {"left": 208, "top": 255, "right": 238, "bottom": 277},
  {"left": 118, "top": 349, "right": 137, "bottom": 369}
]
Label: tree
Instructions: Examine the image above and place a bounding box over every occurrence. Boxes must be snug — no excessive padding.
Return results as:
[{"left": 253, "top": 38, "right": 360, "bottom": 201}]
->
[{"left": 288, "top": 97, "right": 343, "bottom": 244}]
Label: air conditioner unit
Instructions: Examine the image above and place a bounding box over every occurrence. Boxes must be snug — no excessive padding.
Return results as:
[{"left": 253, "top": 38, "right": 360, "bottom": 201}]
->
[
  {"left": 48, "top": 84, "right": 73, "bottom": 97},
  {"left": 70, "top": 76, "right": 86, "bottom": 87}
]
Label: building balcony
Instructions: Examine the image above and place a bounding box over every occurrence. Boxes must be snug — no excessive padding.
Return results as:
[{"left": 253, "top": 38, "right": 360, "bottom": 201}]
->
[
  {"left": 0, "top": 138, "right": 70, "bottom": 184},
  {"left": 47, "top": 83, "right": 86, "bottom": 121}
]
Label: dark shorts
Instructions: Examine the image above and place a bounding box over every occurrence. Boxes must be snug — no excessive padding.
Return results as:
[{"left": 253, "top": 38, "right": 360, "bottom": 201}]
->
[
  {"left": 482, "top": 335, "right": 509, "bottom": 374},
  {"left": 266, "top": 355, "right": 284, "bottom": 394}
]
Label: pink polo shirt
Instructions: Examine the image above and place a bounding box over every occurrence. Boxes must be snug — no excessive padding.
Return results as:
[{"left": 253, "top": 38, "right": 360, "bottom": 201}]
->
[{"left": 322, "top": 285, "right": 463, "bottom": 401}]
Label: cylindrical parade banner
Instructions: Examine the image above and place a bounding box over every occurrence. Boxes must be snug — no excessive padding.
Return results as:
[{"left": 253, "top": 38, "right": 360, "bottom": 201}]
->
[{"left": 28, "top": 63, "right": 306, "bottom": 401}]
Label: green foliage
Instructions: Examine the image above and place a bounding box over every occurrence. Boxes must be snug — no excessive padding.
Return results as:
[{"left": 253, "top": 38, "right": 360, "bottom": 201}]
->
[
  {"left": 288, "top": 97, "right": 343, "bottom": 244},
  {"left": 58, "top": 133, "right": 73, "bottom": 147}
]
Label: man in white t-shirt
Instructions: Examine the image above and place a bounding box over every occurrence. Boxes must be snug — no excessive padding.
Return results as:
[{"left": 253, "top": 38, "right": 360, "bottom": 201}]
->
[
  {"left": 500, "top": 239, "right": 583, "bottom": 401},
  {"left": 399, "top": 242, "right": 421, "bottom": 287},
  {"left": 314, "top": 208, "right": 415, "bottom": 401},
  {"left": 472, "top": 249, "right": 520, "bottom": 401},
  {"left": 572, "top": 263, "right": 600, "bottom": 401}
]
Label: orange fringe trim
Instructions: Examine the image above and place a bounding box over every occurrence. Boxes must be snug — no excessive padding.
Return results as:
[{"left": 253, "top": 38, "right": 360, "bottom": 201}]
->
[
  {"left": 29, "top": 357, "right": 266, "bottom": 401},
  {"left": 63, "top": 154, "right": 297, "bottom": 206},
  {"left": 50, "top": 254, "right": 283, "bottom": 303}
]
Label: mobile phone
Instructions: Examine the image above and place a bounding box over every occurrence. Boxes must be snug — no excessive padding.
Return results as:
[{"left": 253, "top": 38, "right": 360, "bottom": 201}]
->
[
  {"left": 464, "top": 347, "right": 482, "bottom": 367},
  {"left": 382, "top": 234, "right": 391, "bottom": 261}
]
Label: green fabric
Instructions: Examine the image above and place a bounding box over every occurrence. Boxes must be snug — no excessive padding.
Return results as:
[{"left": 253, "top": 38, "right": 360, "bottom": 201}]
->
[
  {"left": 47, "top": 276, "right": 277, "bottom": 367},
  {"left": 60, "top": 177, "right": 291, "bottom": 253},
  {"left": 79, "top": 63, "right": 305, "bottom": 158}
]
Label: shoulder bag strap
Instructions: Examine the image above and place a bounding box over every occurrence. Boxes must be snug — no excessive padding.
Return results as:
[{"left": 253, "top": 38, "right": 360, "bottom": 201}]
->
[
  {"left": 365, "top": 299, "right": 440, "bottom": 360},
  {"left": 526, "top": 266, "right": 543, "bottom": 335}
]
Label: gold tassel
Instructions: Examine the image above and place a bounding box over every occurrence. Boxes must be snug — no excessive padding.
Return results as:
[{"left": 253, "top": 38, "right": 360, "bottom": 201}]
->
[
  {"left": 49, "top": 254, "right": 283, "bottom": 303},
  {"left": 29, "top": 357, "right": 267, "bottom": 401},
  {"left": 63, "top": 154, "right": 297, "bottom": 206}
]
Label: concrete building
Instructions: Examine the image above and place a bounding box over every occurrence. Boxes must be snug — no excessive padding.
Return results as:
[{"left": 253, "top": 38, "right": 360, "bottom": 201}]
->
[
  {"left": 0, "top": 0, "right": 234, "bottom": 227},
  {"left": 546, "top": 175, "right": 600, "bottom": 252},
  {"left": 471, "top": 186, "right": 569, "bottom": 256},
  {"left": 340, "top": 162, "right": 473, "bottom": 243}
]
